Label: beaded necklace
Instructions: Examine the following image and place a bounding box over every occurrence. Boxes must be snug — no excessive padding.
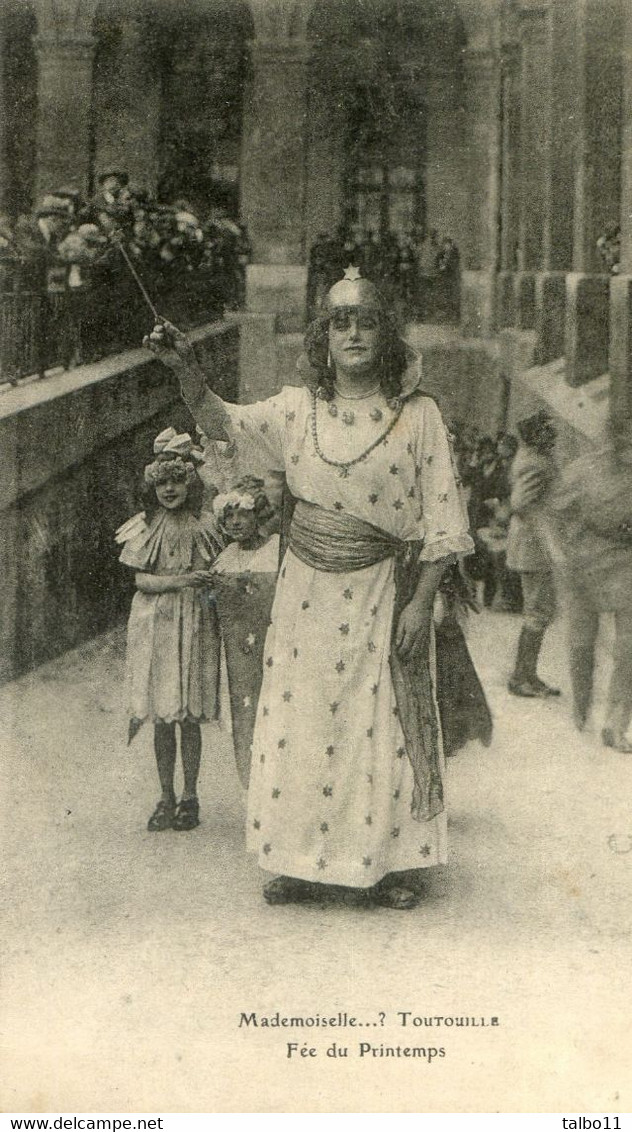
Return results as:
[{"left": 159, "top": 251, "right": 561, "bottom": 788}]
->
[{"left": 310, "top": 389, "right": 403, "bottom": 477}]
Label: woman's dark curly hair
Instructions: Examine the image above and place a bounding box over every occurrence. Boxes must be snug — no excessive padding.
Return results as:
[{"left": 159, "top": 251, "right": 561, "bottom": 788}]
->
[
  {"left": 140, "top": 458, "right": 205, "bottom": 521},
  {"left": 303, "top": 307, "right": 411, "bottom": 402}
]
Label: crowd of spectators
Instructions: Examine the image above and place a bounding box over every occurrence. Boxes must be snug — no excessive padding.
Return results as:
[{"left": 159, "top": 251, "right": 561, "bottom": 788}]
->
[
  {"left": 596, "top": 221, "right": 621, "bottom": 275},
  {"left": 449, "top": 421, "right": 523, "bottom": 615},
  {"left": 306, "top": 224, "right": 461, "bottom": 324},
  {"left": 0, "top": 170, "right": 251, "bottom": 378}
]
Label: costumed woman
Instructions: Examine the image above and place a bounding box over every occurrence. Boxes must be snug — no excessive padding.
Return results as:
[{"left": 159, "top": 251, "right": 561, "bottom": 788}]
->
[{"left": 144, "top": 267, "right": 475, "bottom": 909}]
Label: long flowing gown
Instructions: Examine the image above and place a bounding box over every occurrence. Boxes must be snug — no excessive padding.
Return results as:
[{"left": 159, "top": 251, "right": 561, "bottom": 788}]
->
[{"left": 194, "top": 383, "right": 473, "bottom": 887}]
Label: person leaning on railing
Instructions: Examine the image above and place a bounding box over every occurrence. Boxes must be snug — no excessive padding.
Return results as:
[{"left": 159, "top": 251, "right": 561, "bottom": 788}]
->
[
  {"left": 2, "top": 184, "right": 248, "bottom": 382},
  {"left": 14, "top": 195, "right": 74, "bottom": 375}
]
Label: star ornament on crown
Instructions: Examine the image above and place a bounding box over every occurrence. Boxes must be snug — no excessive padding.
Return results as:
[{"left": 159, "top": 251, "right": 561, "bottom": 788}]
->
[{"left": 325, "top": 265, "right": 383, "bottom": 313}]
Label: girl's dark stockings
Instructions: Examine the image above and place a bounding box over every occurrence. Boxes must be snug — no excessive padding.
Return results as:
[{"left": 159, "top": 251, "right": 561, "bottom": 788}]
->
[
  {"left": 180, "top": 720, "right": 202, "bottom": 800},
  {"left": 154, "top": 721, "right": 177, "bottom": 803},
  {"left": 153, "top": 720, "right": 202, "bottom": 802}
]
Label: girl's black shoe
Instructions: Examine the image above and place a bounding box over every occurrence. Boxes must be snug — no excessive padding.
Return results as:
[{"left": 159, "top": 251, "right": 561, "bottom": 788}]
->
[
  {"left": 173, "top": 797, "right": 200, "bottom": 831},
  {"left": 147, "top": 798, "right": 176, "bottom": 831}
]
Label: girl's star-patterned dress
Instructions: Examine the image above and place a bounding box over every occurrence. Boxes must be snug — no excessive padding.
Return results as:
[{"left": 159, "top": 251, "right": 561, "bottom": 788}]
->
[{"left": 195, "top": 383, "right": 473, "bottom": 887}]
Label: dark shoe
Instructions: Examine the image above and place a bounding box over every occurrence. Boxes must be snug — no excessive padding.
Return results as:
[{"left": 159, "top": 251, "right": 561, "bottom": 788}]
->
[
  {"left": 508, "top": 678, "right": 552, "bottom": 698},
  {"left": 510, "top": 626, "right": 547, "bottom": 689},
  {"left": 372, "top": 884, "right": 420, "bottom": 910},
  {"left": 172, "top": 797, "right": 200, "bottom": 831},
  {"left": 147, "top": 798, "right": 175, "bottom": 832},
  {"left": 602, "top": 728, "right": 632, "bottom": 753},
  {"left": 573, "top": 705, "right": 589, "bottom": 731},
  {"left": 531, "top": 676, "right": 561, "bottom": 697},
  {"left": 263, "top": 875, "right": 316, "bottom": 905}
]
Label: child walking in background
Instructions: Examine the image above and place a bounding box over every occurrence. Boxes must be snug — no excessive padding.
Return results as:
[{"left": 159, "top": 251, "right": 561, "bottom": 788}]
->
[{"left": 116, "top": 428, "right": 224, "bottom": 831}]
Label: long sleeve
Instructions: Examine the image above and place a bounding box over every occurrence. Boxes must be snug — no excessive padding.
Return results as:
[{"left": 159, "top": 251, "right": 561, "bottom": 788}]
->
[
  {"left": 193, "top": 387, "right": 290, "bottom": 475},
  {"left": 415, "top": 398, "right": 474, "bottom": 562}
]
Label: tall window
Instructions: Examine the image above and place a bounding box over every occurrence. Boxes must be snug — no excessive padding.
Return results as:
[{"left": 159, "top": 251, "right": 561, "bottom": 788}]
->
[{"left": 345, "top": 82, "right": 426, "bottom": 241}]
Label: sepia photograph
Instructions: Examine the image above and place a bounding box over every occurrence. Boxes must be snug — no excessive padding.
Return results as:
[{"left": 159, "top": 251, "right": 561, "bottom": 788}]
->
[{"left": 0, "top": 0, "right": 631, "bottom": 1116}]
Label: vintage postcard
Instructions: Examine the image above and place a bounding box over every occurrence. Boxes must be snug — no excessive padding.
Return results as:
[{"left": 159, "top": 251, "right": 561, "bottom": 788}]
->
[{"left": 1, "top": 0, "right": 630, "bottom": 1116}]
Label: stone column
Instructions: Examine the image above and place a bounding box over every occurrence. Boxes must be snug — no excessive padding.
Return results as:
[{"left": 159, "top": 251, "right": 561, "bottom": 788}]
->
[
  {"left": 34, "top": 32, "right": 96, "bottom": 197},
  {"left": 460, "top": 47, "right": 501, "bottom": 338},
  {"left": 241, "top": 36, "right": 309, "bottom": 322},
  {"left": 534, "top": 2, "right": 577, "bottom": 364},
  {"left": 423, "top": 63, "right": 466, "bottom": 245},
  {"left": 241, "top": 37, "right": 308, "bottom": 265},
  {"left": 609, "top": 0, "right": 632, "bottom": 428},
  {"left": 303, "top": 49, "right": 347, "bottom": 252},
  {"left": 0, "top": 16, "right": 8, "bottom": 215},
  {"left": 92, "top": 15, "right": 162, "bottom": 193},
  {"left": 499, "top": 43, "right": 520, "bottom": 275},
  {"left": 496, "top": 41, "right": 520, "bottom": 329},
  {"left": 566, "top": 0, "right": 622, "bottom": 387},
  {"left": 512, "top": 8, "right": 548, "bottom": 331}
]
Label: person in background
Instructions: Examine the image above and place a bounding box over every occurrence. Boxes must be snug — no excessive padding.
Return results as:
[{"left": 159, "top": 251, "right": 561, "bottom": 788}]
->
[
  {"left": 435, "top": 237, "right": 461, "bottom": 323},
  {"left": 14, "top": 195, "right": 74, "bottom": 373},
  {"left": 540, "top": 435, "right": 632, "bottom": 751},
  {"left": 506, "top": 411, "right": 560, "bottom": 698},
  {"left": 417, "top": 228, "right": 440, "bottom": 321}
]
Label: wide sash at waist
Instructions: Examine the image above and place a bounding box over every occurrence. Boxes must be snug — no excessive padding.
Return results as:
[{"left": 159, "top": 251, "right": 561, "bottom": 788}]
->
[{"left": 288, "top": 498, "right": 409, "bottom": 573}]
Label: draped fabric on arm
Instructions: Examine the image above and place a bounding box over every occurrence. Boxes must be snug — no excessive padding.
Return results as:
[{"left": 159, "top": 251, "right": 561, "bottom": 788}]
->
[{"left": 415, "top": 397, "right": 474, "bottom": 562}]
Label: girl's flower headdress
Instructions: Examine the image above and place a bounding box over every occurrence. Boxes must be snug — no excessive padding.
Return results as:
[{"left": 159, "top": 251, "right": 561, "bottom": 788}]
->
[
  {"left": 153, "top": 427, "right": 204, "bottom": 463},
  {"left": 144, "top": 428, "right": 203, "bottom": 486},
  {"left": 212, "top": 490, "right": 256, "bottom": 517},
  {"left": 144, "top": 455, "right": 197, "bottom": 486}
]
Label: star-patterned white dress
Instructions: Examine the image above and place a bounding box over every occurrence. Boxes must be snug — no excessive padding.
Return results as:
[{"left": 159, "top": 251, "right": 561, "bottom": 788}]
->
[{"left": 194, "top": 383, "right": 473, "bottom": 887}]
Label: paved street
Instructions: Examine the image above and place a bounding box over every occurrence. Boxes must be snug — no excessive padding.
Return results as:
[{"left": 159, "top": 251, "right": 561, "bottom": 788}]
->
[{"left": 1, "top": 609, "right": 630, "bottom": 1113}]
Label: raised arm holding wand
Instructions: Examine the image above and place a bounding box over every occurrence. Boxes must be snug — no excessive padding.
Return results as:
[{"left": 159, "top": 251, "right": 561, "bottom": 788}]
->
[{"left": 144, "top": 320, "right": 231, "bottom": 440}]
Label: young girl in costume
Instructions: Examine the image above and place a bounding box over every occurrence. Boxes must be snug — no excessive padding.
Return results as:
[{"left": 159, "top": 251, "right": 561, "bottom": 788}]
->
[
  {"left": 116, "top": 428, "right": 224, "bottom": 832},
  {"left": 212, "top": 481, "right": 280, "bottom": 576},
  {"left": 211, "top": 484, "right": 279, "bottom": 787}
]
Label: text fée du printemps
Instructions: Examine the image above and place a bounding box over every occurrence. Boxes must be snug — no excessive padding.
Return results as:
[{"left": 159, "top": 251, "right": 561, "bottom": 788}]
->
[{"left": 238, "top": 1010, "right": 500, "bottom": 1061}]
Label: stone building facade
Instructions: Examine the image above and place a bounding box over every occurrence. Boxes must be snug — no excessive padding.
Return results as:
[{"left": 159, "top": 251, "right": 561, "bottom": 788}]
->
[
  {"left": 2, "top": 0, "right": 632, "bottom": 430},
  {"left": 2, "top": 0, "right": 632, "bottom": 681},
  {"left": 1, "top": 0, "right": 486, "bottom": 320}
]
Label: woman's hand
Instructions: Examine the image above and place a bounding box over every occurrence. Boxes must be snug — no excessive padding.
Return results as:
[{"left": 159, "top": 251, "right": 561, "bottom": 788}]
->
[
  {"left": 142, "top": 320, "right": 196, "bottom": 370},
  {"left": 395, "top": 599, "right": 432, "bottom": 661},
  {"left": 135, "top": 570, "right": 213, "bottom": 593},
  {"left": 166, "top": 571, "right": 215, "bottom": 590},
  {"left": 182, "top": 570, "right": 215, "bottom": 588}
]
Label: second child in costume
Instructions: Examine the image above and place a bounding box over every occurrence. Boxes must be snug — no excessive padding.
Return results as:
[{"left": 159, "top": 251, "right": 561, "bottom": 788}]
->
[
  {"left": 116, "top": 428, "right": 223, "bottom": 832},
  {"left": 211, "top": 486, "right": 280, "bottom": 787}
]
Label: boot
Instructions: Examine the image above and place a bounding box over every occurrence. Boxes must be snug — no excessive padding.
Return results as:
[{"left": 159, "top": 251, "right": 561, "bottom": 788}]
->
[
  {"left": 569, "top": 645, "right": 595, "bottom": 730},
  {"left": 508, "top": 627, "right": 560, "bottom": 697}
]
